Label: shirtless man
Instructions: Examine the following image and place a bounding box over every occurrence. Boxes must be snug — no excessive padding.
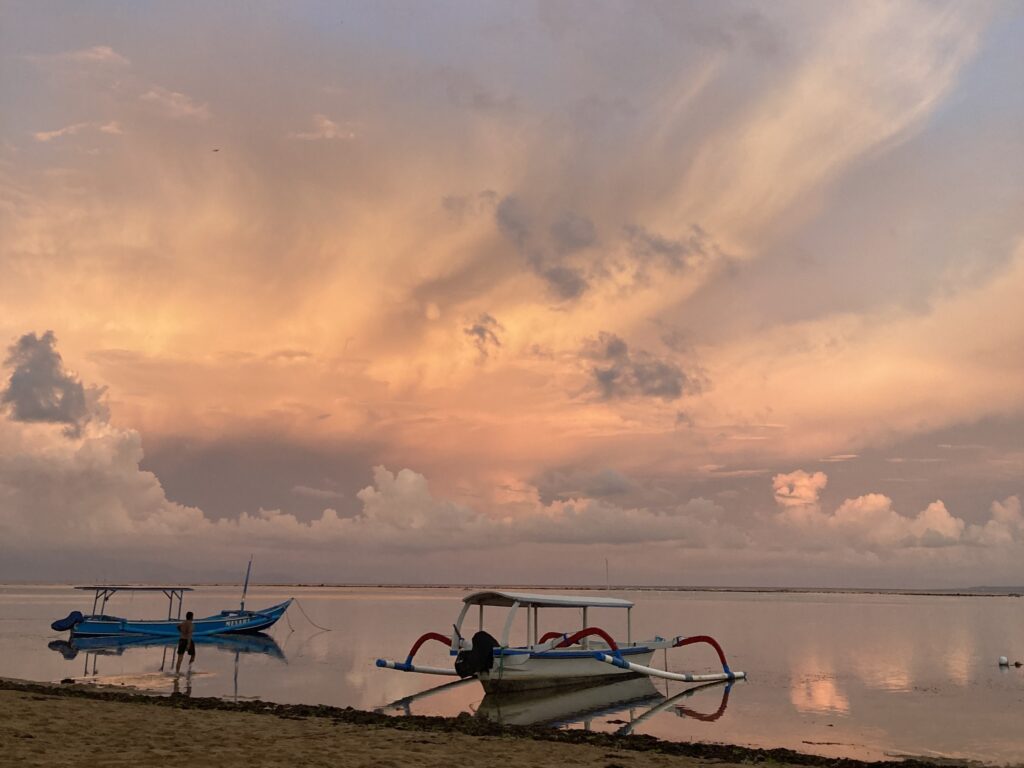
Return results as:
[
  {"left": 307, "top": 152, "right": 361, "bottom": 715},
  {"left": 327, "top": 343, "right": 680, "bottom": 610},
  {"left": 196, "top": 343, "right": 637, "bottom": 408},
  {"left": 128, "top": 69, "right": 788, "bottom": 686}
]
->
[{"left": 174, "top": 611, "right": 196, "bottom": 674}]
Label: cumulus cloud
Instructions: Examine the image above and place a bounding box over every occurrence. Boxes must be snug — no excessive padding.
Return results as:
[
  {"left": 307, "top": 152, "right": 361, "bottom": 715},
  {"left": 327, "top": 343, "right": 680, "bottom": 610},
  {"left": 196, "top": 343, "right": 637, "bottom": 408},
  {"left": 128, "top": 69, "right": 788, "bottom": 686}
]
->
[
  {"left": 773, "top": 469, "right": 979, "bottom": 550},
  {"left": 1, "top": 331, "right": 106, "bottom": 438},
  {"left": 967, "top": 496, "right": 1024, "bottom": 546},
  {"left": 582, "top": 332, "right": 694, "bottom": 401},
  {"left": 773, "top": 469, "right": 828, "bottom": 522}
]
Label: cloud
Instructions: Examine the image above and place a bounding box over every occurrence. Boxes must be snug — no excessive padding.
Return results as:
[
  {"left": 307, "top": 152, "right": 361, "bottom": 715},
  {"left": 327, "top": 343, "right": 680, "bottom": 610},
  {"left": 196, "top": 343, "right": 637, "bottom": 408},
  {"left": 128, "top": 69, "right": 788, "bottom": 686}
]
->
[
  {"left": 582, "top": 332, "right": 694, "bottom": 401},
  {"left": 535, "top": 467, "right": 636, "bottom": 503},
  {"left": 33, "top": 123, "right": 90, "bottom": 142},
  {"left": 967, "top": 496, "right": 1024, "bottom": 547},
  {"left": 550, "top": 212, "right": 596, "bottom": 254},
  {"left": 773, "top": 469, "right": 828, "bottom": 507},
  {"left": 1, "top": 331, "right": 106, "bottom": 438},
  {"left": 289, "top": 114, "right": 356, "bottom": 141},
  {"left": 58, "top": 45, "right": 130, "bottom": 66},
  {"left": 495, "top": 195, "right": 530, "bottom": 248},
  {"left": 291, "top": 484, "right": 345, "bottom": 502},
  {"left": 33, "top": 121, "right": 123, "bottom": 143},
  {"left": 140, "top": 86, "right": 209, "bottom": 120},
  {"left": 541, "top": 265, "right": 589, "bottom": 300},
  {"left": 829, "top": 495, "right": 965, "bottom": 549},
  {"left": 463, "top": 313, "right": 502, "bottom": 360},
  {"left": 623, "top": 224, "right": 719, "bottom": 275},
  {"left": 773, "top": 469, "right": 970, "bottom": 550}
]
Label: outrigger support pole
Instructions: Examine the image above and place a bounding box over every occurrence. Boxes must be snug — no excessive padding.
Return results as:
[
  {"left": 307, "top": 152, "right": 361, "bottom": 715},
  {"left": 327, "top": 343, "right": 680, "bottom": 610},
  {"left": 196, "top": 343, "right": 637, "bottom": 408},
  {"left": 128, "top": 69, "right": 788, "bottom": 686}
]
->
[{"left": 592, "top": 653, "right": 745, "bottom": 683}]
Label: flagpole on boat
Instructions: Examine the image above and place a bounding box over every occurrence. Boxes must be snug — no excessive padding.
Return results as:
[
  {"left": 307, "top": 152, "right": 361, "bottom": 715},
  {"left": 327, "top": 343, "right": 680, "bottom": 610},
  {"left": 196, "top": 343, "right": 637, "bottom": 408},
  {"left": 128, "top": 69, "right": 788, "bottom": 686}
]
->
[{"left": 241, "top": 555, "right": 254, "bottom": 611}]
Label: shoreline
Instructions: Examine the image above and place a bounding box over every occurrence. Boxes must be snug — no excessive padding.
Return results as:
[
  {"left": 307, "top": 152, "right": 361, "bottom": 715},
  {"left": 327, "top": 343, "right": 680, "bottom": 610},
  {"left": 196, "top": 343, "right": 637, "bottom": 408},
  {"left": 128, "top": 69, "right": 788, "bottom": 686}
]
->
[
  {"left": 1, "top": 677, "right": 967, "bottom": 768},
  {"left": 3, "top": 583, "right": 1022, "bottom": 598}
]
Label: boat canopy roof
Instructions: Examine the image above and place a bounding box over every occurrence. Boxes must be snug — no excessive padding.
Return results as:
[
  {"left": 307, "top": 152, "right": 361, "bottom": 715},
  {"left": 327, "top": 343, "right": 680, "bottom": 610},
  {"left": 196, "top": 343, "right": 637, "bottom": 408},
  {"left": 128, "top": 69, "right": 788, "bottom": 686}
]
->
[
  {"left": 74, "top": 586, "right": 194, "bottom": 592},
  {"left": 463, "top": 590, "right": 633, "bottom": 609}
]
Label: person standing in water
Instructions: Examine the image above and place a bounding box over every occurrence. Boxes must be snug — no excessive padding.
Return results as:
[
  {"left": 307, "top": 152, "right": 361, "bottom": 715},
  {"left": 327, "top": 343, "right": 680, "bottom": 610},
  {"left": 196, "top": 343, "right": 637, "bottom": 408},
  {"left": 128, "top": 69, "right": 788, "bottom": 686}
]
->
[{"left": 175, "top": 611, "right": 196, "bottom": 674}]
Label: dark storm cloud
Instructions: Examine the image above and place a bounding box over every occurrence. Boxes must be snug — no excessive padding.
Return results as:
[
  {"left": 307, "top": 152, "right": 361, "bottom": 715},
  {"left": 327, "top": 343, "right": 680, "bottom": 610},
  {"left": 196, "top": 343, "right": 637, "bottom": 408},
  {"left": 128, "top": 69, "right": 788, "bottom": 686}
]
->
[
  {"left": 441, "top": 190, "right": 498, "bottom": 222},
  {"left": 535, "top": 466, "right": 636, "bottom": 504},
  {"left": 493, "top": 196, "right": 600, "bottom": 301},
  {"left": 582, "top": 332, "right": 697, "bottom": 402},
  {"left": 623, "top": 223, "right": 721, "bottom": 275},
  {"left": 550, "top": 212, "right": 597, "bottom": 254},
  {"left": 1, "top": 331, "right": 106, "bottom": 437},
  {"left": 463, "top": 313, "right": 503, "bottom": 360},
  {"left": 541, "top": 265, "right": 589, "bottom": 300},
  {"left": 495, "top": 195, "right": 531, "bottom": 248}
]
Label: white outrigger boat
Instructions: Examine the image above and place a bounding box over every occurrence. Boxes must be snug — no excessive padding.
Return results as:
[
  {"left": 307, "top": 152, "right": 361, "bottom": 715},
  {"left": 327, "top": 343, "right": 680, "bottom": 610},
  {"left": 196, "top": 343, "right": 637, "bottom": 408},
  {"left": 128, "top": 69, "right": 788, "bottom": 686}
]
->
[{"left": 376, "top": 590, "right": 745, "bottom": 694}]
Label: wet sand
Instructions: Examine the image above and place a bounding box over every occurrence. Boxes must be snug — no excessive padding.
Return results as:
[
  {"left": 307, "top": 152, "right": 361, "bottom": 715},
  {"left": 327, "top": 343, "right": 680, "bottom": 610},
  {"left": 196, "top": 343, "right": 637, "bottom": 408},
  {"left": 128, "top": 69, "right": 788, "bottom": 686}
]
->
[{"left": 0, "top": 678, "right": 956, "bottom": 768}]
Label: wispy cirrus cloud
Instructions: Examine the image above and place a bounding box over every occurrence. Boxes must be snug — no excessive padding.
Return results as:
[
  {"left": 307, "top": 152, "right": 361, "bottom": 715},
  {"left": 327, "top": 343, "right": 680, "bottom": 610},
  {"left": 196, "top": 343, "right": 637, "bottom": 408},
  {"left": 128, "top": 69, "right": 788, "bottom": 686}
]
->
[
  {"left": 140, "top": 86, "right": 209, "bottom": 121},
  {"left": 33, "top": 121, "right": 122, "bottom": 142}
]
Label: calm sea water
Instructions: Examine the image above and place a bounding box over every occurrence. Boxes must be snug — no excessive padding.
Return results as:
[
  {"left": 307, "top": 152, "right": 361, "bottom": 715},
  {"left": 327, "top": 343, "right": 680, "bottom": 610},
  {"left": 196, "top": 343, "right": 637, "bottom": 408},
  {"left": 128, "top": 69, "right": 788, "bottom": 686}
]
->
[{"left": 2, "top": 585, "right": 1022, "bottom": 764}]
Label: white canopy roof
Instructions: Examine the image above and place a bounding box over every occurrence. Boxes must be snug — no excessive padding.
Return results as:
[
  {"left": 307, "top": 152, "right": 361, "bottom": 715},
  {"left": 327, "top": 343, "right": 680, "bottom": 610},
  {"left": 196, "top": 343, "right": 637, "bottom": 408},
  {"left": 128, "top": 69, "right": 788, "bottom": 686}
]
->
[{"left": 463, "top": 590, "right": 633, "bottom": 609}]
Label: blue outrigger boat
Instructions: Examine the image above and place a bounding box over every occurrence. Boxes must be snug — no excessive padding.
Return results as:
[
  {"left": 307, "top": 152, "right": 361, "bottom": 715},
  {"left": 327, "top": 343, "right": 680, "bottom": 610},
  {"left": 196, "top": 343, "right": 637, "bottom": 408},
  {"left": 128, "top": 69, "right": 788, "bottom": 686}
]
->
[{"left": 51, "top": 562, "right": 292, "bottom": 638}]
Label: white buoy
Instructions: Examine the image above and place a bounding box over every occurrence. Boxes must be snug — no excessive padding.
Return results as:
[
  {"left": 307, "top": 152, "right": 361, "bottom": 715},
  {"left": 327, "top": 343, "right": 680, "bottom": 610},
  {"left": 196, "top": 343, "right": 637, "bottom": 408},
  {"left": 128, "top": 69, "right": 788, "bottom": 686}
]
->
[{"left": 998, "top": 656, "right": 1009, "bottom": 666}]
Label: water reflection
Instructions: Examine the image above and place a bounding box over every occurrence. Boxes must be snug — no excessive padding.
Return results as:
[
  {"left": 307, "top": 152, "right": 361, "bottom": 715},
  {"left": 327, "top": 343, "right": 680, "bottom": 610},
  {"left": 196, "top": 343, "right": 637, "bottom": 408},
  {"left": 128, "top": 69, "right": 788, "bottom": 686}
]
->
[
  {"left": 377, "top": 675, "right": 737, "bottom": 735},
  {"left": 48, "top": 632, "right": 285, "bottom": 663},
  {"left": 45, "top": 633, "right": 286, "bottom": 700},
  {"left": 477, "top": 677, "right": 663, "bottom": 728},
  {"left": 789, "top": 656, "right": 850, "bottom": 715}
]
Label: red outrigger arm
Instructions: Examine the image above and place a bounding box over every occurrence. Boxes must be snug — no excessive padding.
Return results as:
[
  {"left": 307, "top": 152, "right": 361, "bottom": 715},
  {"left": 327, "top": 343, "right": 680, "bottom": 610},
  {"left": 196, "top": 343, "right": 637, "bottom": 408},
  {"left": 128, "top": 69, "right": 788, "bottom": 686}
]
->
[
  {"left": 374, "top": 631, "right": 459, "bottom": 674},
  {"left": 404, "top": 632, "right": 452, "bottom": 664},
  {"left": 672, "top": 635, "right": 730, "bottom": 671},
  {"left": 554, "top": 627, "right": 620, "bottom": 652}
]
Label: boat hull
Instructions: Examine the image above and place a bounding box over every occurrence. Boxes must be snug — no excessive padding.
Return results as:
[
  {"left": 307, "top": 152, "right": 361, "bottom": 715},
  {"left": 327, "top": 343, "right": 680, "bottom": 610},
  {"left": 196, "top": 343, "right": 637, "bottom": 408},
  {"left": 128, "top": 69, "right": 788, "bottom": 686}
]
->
[
  {"left": 69, "top": 599, "right": 292, "bottom": 638},
  {"left": 479, "top": 647, "right": 655, "bottom": 693}
]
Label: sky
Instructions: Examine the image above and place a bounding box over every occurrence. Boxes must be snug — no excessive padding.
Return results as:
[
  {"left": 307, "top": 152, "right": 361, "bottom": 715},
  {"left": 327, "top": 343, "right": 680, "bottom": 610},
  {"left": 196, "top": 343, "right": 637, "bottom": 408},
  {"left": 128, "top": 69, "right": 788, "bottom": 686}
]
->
[{"left": 1, "top": 1, "right": 1022, "bottom": 587}]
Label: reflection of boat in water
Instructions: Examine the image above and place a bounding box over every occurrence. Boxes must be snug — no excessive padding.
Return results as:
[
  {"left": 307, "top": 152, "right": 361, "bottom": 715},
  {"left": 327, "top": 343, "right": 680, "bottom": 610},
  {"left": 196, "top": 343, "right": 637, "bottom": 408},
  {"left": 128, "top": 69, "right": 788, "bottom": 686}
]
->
[
  {"left": 377, "top": 590, "right": 744, "bottom": 694},
  {"left": 48, "top": 632, "right": 286, "bottom": 661},
  {"left": 478, "top": 675, "right": 662, "bottom": 727},
  {"left": 614, "top": 679, "right": 736, "bottom": 735},
  {"left": 376, "top": 674, "right": 738, "bottom": 733},
  {"left": 47, "top": 630, "right": 287, "bottom": 701}
]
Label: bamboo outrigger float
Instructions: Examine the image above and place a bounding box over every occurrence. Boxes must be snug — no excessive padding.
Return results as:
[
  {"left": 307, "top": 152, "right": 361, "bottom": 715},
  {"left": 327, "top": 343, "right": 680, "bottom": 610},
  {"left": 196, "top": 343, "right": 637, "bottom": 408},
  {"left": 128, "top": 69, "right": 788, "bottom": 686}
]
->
[{"left": 376, "top": 590, "right": 745, "bottom": 694}]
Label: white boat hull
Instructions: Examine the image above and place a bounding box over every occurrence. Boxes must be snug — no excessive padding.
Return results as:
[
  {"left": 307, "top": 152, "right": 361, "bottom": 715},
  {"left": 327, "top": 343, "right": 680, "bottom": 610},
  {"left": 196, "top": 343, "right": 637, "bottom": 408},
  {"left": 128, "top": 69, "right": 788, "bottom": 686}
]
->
[{"left": 479, "top": 648, "right": 656, "bottom": 693}]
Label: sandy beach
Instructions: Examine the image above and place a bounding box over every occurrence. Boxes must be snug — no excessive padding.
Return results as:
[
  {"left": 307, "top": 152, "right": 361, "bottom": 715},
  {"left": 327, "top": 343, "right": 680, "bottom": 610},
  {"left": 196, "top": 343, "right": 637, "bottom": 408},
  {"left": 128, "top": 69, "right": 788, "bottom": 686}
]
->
[{"left": 0, "top": 678, "right": 955, "bottom": 768}]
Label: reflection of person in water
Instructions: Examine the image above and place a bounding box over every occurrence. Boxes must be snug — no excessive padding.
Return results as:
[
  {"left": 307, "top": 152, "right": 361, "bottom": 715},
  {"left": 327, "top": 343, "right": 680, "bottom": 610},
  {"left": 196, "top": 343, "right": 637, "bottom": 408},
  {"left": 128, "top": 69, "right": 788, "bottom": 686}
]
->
[
  {"left": 174, "top": 611, "right": 196, "bottom": 674},
  {"left": 172, "top": 672, "right": 193, "bottom": 697}
]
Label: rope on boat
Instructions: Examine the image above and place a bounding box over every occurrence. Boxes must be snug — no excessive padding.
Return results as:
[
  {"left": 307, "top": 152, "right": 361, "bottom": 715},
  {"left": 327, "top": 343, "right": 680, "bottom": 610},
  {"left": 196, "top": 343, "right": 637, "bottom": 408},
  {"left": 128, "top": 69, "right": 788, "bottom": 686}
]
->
[
  {"left": 592, "top": 652, "right": 745, "bottom": 683},
  {"left": 291, "top": 598, "right": 332, "bottom": 632}
]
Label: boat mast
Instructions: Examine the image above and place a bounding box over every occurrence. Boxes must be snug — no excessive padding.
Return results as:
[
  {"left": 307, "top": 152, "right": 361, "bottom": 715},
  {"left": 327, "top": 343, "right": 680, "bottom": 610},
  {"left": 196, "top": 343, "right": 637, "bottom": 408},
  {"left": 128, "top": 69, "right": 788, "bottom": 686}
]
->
[{"left": 241, "top": 555, "right": 254, "bottom": 611}]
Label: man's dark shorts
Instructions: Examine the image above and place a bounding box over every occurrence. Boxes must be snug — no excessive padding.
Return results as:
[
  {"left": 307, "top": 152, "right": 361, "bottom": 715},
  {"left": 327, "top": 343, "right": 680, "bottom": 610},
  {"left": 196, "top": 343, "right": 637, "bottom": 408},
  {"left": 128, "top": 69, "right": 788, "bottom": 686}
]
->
[{"left": 177, "top": 639, "right": 196, "bottom": 657}]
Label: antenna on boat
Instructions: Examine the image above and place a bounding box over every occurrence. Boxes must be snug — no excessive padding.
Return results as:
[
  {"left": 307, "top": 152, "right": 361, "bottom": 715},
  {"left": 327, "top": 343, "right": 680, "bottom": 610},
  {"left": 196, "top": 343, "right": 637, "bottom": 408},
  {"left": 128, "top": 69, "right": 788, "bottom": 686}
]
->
[{"left": 241, "top": 555, "right": 254, "bottom": 611}]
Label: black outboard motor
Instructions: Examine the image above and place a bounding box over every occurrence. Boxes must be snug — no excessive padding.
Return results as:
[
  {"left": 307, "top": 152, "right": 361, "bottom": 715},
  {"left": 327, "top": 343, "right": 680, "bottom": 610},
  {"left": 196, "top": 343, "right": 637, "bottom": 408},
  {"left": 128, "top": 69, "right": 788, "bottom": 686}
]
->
[
  {"left": 51, "top": 611, "right": 84, "bottom": 632},
  {"left": 454, "top": 630, "right": 499, "bottom": 678}
]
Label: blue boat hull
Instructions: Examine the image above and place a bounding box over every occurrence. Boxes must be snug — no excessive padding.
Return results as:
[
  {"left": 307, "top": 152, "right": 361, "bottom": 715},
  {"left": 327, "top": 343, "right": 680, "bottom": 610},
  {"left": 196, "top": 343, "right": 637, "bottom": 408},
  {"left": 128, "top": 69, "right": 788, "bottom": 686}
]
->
[{"left": 68, "top": 599, "right": 292, "bottom": 638}]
